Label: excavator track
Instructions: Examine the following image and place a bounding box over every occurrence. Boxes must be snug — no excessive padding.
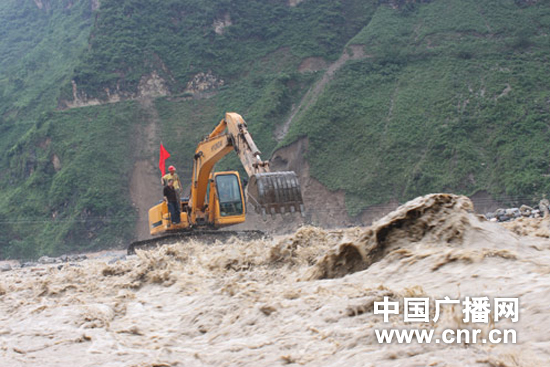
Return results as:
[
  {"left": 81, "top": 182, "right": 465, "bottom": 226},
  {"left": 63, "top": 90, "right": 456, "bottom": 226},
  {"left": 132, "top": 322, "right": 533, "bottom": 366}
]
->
[{"left": 127, "top": 229, "right": 267, "bottom": 255}]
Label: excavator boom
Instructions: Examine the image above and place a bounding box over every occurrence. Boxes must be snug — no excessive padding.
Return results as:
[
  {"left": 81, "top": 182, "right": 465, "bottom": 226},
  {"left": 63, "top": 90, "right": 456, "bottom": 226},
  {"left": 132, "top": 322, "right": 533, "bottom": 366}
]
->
[
  {"left": 128, "top": 112, "right": 304, "bottom": 254},
  {"left": 194, "top": 112, "right": 304, "bottom": 215}
]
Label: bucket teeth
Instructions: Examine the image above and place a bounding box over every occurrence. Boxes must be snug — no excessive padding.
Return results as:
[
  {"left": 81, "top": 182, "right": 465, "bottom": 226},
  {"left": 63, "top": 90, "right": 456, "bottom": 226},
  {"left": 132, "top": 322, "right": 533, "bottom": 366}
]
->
[{"left": 247, "top": 171, "right": 304, "bottom": 215}]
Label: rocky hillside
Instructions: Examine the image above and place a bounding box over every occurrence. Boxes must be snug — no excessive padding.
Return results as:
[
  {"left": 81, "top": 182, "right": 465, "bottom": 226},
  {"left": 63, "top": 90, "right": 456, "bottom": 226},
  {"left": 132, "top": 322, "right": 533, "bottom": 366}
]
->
[{"left": 1, "top": 0, "right": 549, "bottom": 259}]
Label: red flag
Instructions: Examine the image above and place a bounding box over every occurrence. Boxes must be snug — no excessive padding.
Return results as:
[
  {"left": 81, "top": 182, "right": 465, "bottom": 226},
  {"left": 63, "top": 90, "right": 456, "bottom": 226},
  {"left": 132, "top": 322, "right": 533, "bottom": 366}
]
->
[{"left": 159, "top": 143, "right": 171, "bottom": 176}]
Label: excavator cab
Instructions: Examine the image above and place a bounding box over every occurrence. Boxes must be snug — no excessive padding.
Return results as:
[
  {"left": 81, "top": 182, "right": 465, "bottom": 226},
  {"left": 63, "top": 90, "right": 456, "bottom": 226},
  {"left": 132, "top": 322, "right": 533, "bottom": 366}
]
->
[
  {"left": 211, "top": 171, "right": 246, "bottom": 226},
  {"left": 215, "top": 173, "right": 244, "bottom": 217}
]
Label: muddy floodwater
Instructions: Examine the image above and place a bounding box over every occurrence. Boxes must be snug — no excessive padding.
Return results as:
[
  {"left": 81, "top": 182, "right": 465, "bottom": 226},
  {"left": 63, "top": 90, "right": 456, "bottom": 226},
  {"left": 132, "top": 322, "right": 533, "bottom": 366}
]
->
[{"left": 1, "top": 194, "right": 549, "bottom": 366}]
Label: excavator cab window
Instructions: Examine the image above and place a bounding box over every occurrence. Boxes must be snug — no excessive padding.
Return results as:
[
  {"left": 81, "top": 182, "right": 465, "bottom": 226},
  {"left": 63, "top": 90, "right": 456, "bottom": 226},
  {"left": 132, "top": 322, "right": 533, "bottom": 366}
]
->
[{"left": 215, "top": 174, "right": 243, "bottom": 217}]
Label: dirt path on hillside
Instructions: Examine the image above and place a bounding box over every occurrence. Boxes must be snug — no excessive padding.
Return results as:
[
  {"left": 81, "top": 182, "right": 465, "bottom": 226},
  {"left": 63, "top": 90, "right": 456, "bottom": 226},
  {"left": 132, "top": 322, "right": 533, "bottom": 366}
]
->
[
  {"left": 129, "top": 98, "right": 162, "bottom": 241},
  {"left": 274, "top": 45, "right": 369, "bottom": 142}
]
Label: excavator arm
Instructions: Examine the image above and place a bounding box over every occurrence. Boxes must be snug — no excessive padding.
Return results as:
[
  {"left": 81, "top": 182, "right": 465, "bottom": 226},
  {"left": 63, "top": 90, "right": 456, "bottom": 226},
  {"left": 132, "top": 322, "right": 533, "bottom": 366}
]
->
[
  {"left": 127, "top": 112, "right": 304, "bottom": 254},
  {"left": 191, "top": 112, "right": 304, "bottom": 215}
]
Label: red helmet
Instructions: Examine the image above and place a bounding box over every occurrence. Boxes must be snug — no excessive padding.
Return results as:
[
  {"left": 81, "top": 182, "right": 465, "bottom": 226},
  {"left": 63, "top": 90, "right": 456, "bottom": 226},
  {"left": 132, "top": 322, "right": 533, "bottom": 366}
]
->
[{"left": 168, "top": 165, "right": 176, "bottom": 171}]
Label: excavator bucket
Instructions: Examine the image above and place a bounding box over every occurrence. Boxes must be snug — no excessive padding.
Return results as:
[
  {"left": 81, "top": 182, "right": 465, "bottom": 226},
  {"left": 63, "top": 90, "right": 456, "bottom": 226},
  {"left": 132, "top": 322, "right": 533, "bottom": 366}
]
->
[{"left": 247, "top": 171, "right": 305, "bottom": 216}]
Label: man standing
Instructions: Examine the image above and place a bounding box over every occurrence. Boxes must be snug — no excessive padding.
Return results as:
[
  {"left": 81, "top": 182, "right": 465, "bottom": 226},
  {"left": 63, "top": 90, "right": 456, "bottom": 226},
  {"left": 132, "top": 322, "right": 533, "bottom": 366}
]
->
[
  {"left": 162, "top": 165, "right": 183, "bottom": 198},
  {"left": 162, "top": 166, "right": 182, "bottom": 190},
  {"left": 163, "top": 179, "right": 181, "bottom": 224}
]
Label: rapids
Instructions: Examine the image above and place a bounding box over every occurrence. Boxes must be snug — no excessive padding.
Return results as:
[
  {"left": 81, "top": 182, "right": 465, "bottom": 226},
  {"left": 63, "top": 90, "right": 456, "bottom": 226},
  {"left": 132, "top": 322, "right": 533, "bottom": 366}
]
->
[{"left": 1, "top": 194, "right": 549, "bottom": 366}]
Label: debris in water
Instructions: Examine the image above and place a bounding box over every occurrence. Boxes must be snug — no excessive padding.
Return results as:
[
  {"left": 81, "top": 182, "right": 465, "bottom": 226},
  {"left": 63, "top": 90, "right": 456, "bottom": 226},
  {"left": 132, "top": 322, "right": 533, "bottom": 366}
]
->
[{"left": 1, "top": 193, "right": 549, "bottom": 366}]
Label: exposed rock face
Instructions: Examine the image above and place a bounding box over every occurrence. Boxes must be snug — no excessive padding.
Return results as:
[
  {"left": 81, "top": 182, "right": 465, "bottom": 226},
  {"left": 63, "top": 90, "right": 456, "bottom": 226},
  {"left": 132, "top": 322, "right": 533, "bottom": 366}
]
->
[
  {"left": 298, "top": 57, "right": 328, "bottom": 73},
  {"left": 62, "top": 80, "right": 120, "bottom": 109},
  {"left": 34, "top": 0, "right": 99, "bottom": 11},
  {"left": 137, "top": 71, "right": 169, "bottom": 99},
  {"left": 288, "top": 0, "right": 305, "bottom": 6},
  {"left": 33, "top": 0, "right": 51, "bottom": 10},
  {"left": 91, "top": 0, "right": 100, "bottom": 12},
  {"left": 380, "top": 0, "right": 432, "bottom": 9},
  {"left": 213, "top": 13, "right": 232, "bottom": 35},
  {"left": 51, "top": 154, "right": 62, "bottom": 172},
  {"left": 185, "top": 71, "right": 224, "bottom": 94},
  {"left": 61, "top": 71, "right": 169, "bottom": 109}
]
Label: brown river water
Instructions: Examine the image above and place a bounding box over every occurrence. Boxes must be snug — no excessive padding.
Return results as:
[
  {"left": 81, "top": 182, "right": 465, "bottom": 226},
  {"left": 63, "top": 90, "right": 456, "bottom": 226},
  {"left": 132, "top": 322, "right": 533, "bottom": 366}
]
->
[{"left": 1, "top": 194, "right": 549, "bottom": 366}]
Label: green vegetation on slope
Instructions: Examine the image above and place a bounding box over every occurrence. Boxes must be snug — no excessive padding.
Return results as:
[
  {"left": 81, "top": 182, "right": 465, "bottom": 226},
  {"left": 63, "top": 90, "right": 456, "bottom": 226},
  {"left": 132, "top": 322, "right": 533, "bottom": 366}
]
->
[
  {"left": 0, "top": 0, "right": 92, "bottom": 121},
  {"left": 2, "top": 0, "right": 550, "bottom": 259},
  {"left": 283, "top": 0, "right": 550, "bottom": 215},
  {"left": 0, "top": 0, "right": 95, "bottom": 259},
  {"left": 0, "top": 0, "right": 376, "bottom": 259},
  {"left": 67, "top": 0, "right": 376, "bottom": 99},
  {"left": 2, "top": 103, "right": 140, "bottom": 259}
]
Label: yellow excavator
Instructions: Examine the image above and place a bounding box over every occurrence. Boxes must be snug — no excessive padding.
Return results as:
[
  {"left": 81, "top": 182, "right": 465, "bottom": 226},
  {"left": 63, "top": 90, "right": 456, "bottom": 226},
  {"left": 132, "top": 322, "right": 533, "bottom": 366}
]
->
[{"left": 128, "top": 112, "right": 304, "bottom": 253}]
